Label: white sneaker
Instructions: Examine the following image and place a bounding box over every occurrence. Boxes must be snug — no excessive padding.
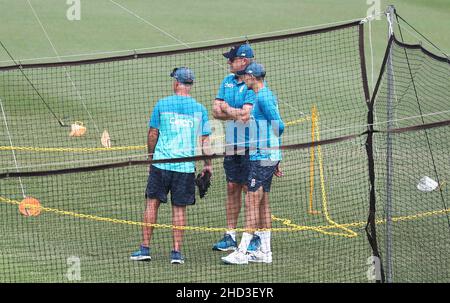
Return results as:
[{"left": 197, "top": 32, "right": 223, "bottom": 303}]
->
[
  {"left": 221, "top": 250, "right": 249, "bottom": 265},
  {"left": 247, "top": 250, "right": 272, "bottom": 264}
]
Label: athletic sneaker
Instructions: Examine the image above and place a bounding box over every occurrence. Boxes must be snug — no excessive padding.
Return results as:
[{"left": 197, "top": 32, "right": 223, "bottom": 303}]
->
[
  {"left": 212, "top": 234, "right": 237, "bottom": 251},
  {"left": 130, "top": 245, "right": 151, "bottom": 261},
  {"left": 247, "top": 235, "right": 261, "bottom": 252},
  {"left": 221, "top": 250, "right": 249, "bottom": 265},
  {"left": 247, "top": 250, "right": 272, "bottom": 264},
  {"left": 170, "top": 250, "right": 185, "bottom": 264}
]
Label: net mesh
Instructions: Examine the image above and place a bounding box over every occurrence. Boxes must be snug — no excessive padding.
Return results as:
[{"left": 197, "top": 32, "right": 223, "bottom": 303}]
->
[
  {"left": 372, "top": 38, "right": 450, "bottom": 282},
  {"left": 0, "top": 20, "right": 449, "bottom": 282},
  {"left": 0, "top": 22, "right": 367, "bottom": 172}
]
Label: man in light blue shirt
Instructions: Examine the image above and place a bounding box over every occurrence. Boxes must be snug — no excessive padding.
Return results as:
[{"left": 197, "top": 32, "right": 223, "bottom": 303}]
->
[
  {"left": 212, "top": 43, "right": 259, "bottom": 252},
  {"left": 222, "top": 62, "right": 284, "bottom": 265},
  {"left": 131, "top": 67, "right": 212, "bottom": 264}
]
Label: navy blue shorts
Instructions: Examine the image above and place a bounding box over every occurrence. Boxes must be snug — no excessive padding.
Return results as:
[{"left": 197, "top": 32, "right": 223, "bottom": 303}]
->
[
  {"left": 247, "top": 160, "right": 279, "bottom": 192},
  {"left": 145, "top": 165, "right": 195, "bottom": 206},
  {"left": 223, "top": 150, "right": 250, "bottom": 184}
]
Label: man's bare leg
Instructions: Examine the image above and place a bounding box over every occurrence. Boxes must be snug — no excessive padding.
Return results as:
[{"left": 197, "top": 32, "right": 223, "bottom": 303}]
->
[
  {"left": 172, "top": 205, "right": 187, "bottom": 252},
  {"left": 260, "top": 192, "right": 271, "bottom": 230},
  {"left": 226, "top": 182, "right": 244, "bottom": 230},
  {"left": 258, "top": 192, "right": 272, "bottom": 256},
  {"left": 142, "top": 198, "right": 160, "bottom": 247},
  {"left": 237, "top": 187, "right": 264, "bottom": 253}
]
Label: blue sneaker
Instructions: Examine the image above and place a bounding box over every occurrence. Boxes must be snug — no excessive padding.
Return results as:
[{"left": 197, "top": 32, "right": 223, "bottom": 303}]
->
[
  {"left": 130, "top": 245, "right": 151, "bottom": 261},
  {"left": 170, "top": 250, "right": 185, "bottom": 264},
  {"left": 212, "top": 234, "right": 237, "bottom": 251},
  {"left": 247, "top": 235, "right": 261, "bottom": 252}
]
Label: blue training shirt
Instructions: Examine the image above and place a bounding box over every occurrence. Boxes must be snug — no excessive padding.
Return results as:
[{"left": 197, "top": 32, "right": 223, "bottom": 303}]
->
[
  {"left": 249, "top": 85, "right": 284, "bottom": 161},
  {"left": 216, "top": 74, "right": 255, "bottom": 148},
  {"left": 149, "top": 95, "right": 211, "bottom": 173}
]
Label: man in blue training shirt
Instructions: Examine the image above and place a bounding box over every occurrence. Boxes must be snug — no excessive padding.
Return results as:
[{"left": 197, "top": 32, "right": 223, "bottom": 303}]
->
[
  {"left": 131, "top": 67, "right": 212, "bottom": 264},
  {"left": 221, "top": 62, "right": 284, "bottom": 265},
  {"left": 212, "top": 43, "right": 261, "bottom": 252}
]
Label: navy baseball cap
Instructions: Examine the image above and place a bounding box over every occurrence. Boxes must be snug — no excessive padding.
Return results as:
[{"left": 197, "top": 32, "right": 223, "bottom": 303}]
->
[
  {"left": 223, "top": 43, "right": 254, "bottom": 59},
  {"left": 170, "top": 67, "right": 195, "bottom": 84},
  {"left": 243, "top": 62, "right": 266, "bottom": 77}
]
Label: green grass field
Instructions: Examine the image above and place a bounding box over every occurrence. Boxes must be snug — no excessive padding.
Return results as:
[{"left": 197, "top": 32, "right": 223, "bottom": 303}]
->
[{"left": 0, "top": 0, "right": 449, "bottom": 283}]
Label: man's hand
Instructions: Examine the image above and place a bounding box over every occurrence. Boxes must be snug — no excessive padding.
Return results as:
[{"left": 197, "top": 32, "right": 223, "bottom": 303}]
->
[
  {"left": 213, "top": 99, "right": 228, "bottom": 120},
  {"left": 274, "top": 163, "right": 284, "bottom": 177},
  {"left": 220, "top": 101, "right": 230, "bottom": 113}
]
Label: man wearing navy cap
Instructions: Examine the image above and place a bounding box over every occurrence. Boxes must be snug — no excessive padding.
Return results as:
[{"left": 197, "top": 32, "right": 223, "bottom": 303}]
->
[
  {"left": 131, "top": 67, "right": 212, "bottom": 264},
  {"left": 212, "top": 43, "right": 261, "bottom": 252},
  {"left": 222, "top": 62, "right": 284, "bottom": 265}
]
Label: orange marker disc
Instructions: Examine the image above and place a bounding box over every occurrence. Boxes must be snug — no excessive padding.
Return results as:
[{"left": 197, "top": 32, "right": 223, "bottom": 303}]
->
[{"left": 18, "top": 197, "right": 42, "bottom": 217}]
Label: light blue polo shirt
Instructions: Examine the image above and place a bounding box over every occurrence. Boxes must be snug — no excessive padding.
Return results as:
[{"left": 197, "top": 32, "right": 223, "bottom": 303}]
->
[
  {"left": 249, "top": 85, "right": 284, "bottom": 161},
  {"left": 216, "top": 74, "right": 255, "bottom": 147},
  {"left": 149, "top": 95, "right": 211, "bottom": 173}
]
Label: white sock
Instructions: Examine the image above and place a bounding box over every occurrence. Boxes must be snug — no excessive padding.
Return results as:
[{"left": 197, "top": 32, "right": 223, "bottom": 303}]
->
[
  {"left": 226, "top": 230, "right": 236, "bottom": 242},
  {"left": 259, "top": 231, "right": 271, "bottom": 253},
  {"left": 238, "top": 232, "right": 253, "bottom": 253}
]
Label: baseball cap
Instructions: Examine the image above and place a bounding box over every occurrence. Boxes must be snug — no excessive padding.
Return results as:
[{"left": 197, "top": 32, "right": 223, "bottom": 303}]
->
[
  {"left": 170, "top": 67, "right": 195, "bottom": 84},
  {"left": 243, "top": 62, "right": 266, "bottom": 77},
  {"left": 223, "top": 43, "right": 254, "bottom": 59}
]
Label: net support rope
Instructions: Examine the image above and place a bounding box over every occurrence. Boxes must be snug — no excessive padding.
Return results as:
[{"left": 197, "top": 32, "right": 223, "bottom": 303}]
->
[
  {"left": 0, "top": 98, "right": 25, "bottom": 198},
  {"left": 26, "top": 0, "right": 101, "bottom": 135}
]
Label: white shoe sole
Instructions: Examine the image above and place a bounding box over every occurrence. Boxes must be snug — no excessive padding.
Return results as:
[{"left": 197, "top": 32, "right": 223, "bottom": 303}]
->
[
  {"left": 171, "top": 260, "right": 185, "bottom": 264},
  {"left": 221, "top": 257, "right": 248, "bottom": 265},
  {"left": 248, "top": 252, "right": 272, "bottom": 264},
  {"left": 214, "top": 246, "right": 237, "bottom": 252},
  {"left": 248, "top": 258, "right": 272, "bottom": 264},
  {"left": 130, "top": 256, "right": 152, "bottom": 261}
]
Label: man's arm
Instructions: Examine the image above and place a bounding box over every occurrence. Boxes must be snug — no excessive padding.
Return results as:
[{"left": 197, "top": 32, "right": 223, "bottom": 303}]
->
[
  {"left": 147, "top": 127, "right": 159, "bottom": 160},
  {"left": 259, "top": 98, "right": 284, "bottom": 137},
  {"left": 213, "top": 77, "right": 229, "bottom": 120},
  {"left": 220, "top": 103, "right": 253, "bottom": 123},
  {"left": 201, "top": 135, "right": 213, "bottom": 176}
]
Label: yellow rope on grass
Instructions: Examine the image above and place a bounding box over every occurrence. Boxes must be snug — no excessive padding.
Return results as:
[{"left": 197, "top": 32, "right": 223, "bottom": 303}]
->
[
  {"left": 0, "top": 145, "right": 146, "bottom": 153},
  {"left": 0, "top": 196, "right": 331, "bottom": 233},
  {"left": 1, "top": 196, "right": 448, "bottom": 238}
]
